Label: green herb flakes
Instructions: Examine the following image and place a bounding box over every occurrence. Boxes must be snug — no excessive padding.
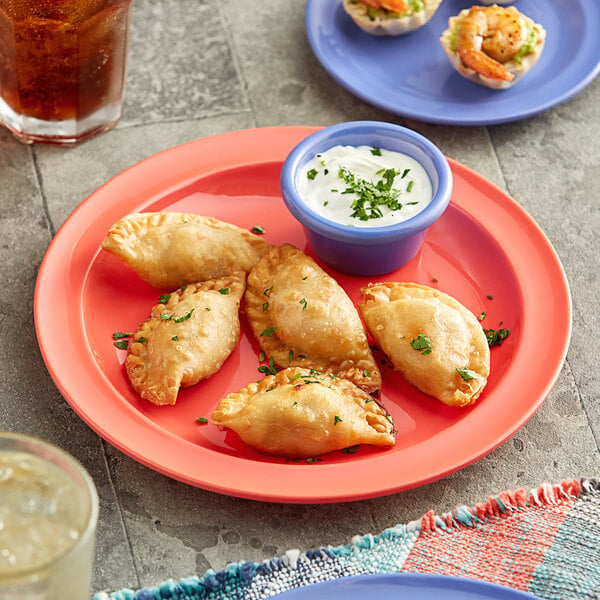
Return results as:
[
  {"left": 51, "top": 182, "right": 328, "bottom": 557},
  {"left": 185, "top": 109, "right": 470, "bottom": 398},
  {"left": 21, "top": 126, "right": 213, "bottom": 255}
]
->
[
  {"left": 258, "top": 356, "right": 278, "bottom": 376},
  {"left": 218, "top": 288, "right": 230, "bottom": 295},
  {"left": 307, "top": 168, "right": 318, "bottom": 180},
  {"left": 259, "top": 349, "right": 266, "bottom": 362},
  {"left": 299, "top": 298, "right": 307, "bottom": 310},
  {"left": 114, "top": 340, "right": 128, "bottom": 350},
  {"left": 196, "top": 417, "right": 208, "bottom": 424},
  {"left": 337, "top": 165, "right": 407, "bottom": 221},
  {"left": 457, "top": 367, "right": 478, "bottom": 381},
  {"left": 334, "top": 415, "right": 343, "bottom": 425},
  {"left": 158, "top": 294, "right": 171, "bottom": 304},
  {"left": 478, "top": 312, "right": 486, "bottom": 321},
  {"left": 112, "top": 332, "right": 133, "bottom": 340},
  {"left": 484, "top": 327, "right": 510, "bottom": 347},
  {"left": 173, "top": 309, "right": 194, "bottom": 323},
  {"left": 341, "top": 444, "right": 360, "bottom": 454},
  {"left": 260, "top": 327, "right": 277, "bottom": 337},
  {"left": 251, "top": 225, "right": 266, "bottom": 234},
  {"left": 370, "top": 147, "right": 382, "bottom": 156},
  {"left": 410, "top": 334, "right": 432, "bottom": 355}
]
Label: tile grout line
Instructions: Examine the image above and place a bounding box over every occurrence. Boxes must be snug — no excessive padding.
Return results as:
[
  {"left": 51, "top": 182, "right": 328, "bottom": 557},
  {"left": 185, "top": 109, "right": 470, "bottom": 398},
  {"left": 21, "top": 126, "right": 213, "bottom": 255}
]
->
[
  {"left": 30, "top": 145, "right": 56, "bottom": 238},
  {"left": 215, "top": 0, "right": 258, "bottom": 129},
  {"left": 564, "top": 357, "right": 600, "bottom": 454},
  {"left": 100, "top": 437, "right": 143, "bottom": 592}
]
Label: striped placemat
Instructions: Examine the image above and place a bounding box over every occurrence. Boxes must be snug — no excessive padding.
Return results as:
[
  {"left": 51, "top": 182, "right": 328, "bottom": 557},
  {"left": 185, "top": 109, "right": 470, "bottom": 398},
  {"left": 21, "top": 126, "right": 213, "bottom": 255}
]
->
[{"left": 95, "top": 478, "right": 600, "bottom": 600}]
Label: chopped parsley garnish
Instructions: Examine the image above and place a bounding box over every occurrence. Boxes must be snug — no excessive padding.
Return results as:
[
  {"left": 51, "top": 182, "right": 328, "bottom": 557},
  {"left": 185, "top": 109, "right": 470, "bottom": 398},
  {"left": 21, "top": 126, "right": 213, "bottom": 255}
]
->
[
  {"left": 487, "top": 294, "right": 494, "bottom": 300},
  {"left": 196, "top": 417, "right": 208, "bottom": 424},
  {"left": 370, "top": 147, "right": 382, "bottom": 156},
  {"left": 258, "top": 356, "right": 278, "bottom": 375},
  {"left": 289, "top": 350, "right": 294, "bottom": 363},
  {"left": 363, "top": 369, "right": 369, "bottom": 377},
  {"left": 112, "top": 332, "right": 133, "bottom": 339},
  {"left": 114, "top": 340, "right": 128, "bottom": 350},
  {"left": 260, "top": 327, "right": 277, "bottom": 337},
  {"left": 173, "top": 309, "right": 194, "bottom": 323},
  {"left": 160, "top": 313, "right": 172, "bottom": 321},
  {"left": 478, "top": 312, "right": 486, "bottom": 321},
  {"left": 171, "top": 336, "right": 178, "bottom": 341},
  {"left": 410, "top": 334, "right": 432, "bottom": 355},
  {"left": 341, "top": 445, "right": 360, "bottom": 454},
  {"left": 457, "top": 367, "right": 478, "bottom": 381},
  {"left": 137, "top": 337, "right": 147, "bottom": 343},
  {"left": 218, "top": 288, "right": 229, "bottom": 295},
  {"left": 259, "top": 349, "right": 266, "bottom": 362},
  {"left": 406, "top": 180, "right": 414, "bottom": 193},
  {"left": 158, "top": 294, "right": 171, "bottom": 304},
  {"left": 337, "top": 165, "right": 414, "bottom": 221},
  {"left": 262, "top": 302, "right": 268, "bottom": 311},
  {"left": 263, "top": 286, "right": 273, "bottom": 297},
  {"left": 299, "top": 298, "right": 307, "bottom": 310},
  {"left": 307, "top": 168, "right": 318, "bottom": 180},
  {"left": 334, "top": 415, "right": 343, "bottom": 425},
  {"left": 484, "top": 327, "right": 510, "bottom": 347},
  {"left": 251, "top": 225, "right": 266, "bottom": 234}
]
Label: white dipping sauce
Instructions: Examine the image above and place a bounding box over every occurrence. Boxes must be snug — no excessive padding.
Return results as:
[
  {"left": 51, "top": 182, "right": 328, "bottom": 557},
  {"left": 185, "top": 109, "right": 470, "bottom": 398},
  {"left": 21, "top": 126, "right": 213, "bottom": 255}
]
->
[{"left": 297, "top": 145, "right": 433, "bottom": 227}]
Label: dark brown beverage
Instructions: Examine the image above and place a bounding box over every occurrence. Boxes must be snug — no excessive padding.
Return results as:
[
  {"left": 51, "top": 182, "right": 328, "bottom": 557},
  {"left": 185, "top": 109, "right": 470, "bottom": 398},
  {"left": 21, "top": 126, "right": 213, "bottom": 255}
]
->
[{"left": 0, "top": 0, "right": 130, "bottom": 144}]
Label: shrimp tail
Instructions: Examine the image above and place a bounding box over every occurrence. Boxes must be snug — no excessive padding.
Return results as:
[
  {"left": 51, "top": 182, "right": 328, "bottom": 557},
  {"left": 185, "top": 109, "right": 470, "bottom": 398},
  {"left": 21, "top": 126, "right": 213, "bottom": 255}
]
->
[{"left": 458, "top": 47, "right": 514, "bottom": 82}]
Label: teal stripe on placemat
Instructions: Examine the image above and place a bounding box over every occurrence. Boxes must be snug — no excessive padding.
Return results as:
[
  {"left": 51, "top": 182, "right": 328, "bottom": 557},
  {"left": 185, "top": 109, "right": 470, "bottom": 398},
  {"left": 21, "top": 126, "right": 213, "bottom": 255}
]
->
[
  {"left": 94, "top": 521, "right": 421, "bottom": 600},
  {"left": 529, "top": 479, "right": 600, "bottom": 600}
]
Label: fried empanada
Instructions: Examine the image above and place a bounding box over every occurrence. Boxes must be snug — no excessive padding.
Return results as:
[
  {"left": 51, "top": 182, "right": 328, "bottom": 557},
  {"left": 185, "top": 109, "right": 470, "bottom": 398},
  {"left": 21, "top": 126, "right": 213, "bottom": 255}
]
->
[
  {"left": 126, "top": 273, "right": 246, "bottom": 406},
  {"left": 211, "top": 367, "right": 395, "bottom": 457},
  {"left": 101, "top": 212, "right": 271, "bottom": 289},
  {"left": 359, "top": 282, "right": 490, "bottom": 407},
  {"left": 245, "top": 244, "right": 381, "bottom": 394}
]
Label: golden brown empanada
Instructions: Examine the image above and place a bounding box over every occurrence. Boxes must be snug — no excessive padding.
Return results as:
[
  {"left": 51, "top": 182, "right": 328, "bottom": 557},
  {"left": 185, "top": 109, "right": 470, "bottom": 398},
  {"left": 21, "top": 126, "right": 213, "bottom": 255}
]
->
[
  {"left": 211, "top": 367, "right": 395, "bottom": 457},
  {"left": 245, "top": 244, "right": 381, "bottom": 394},
  {"left": 101, "top": 212, "right": 271, "bottom": 289},
  {"left": 126, "top": 273, "right": 246, "bottom": 406},
  {"left": 359, "top": 282, "right": 490, "bottom": 407}
]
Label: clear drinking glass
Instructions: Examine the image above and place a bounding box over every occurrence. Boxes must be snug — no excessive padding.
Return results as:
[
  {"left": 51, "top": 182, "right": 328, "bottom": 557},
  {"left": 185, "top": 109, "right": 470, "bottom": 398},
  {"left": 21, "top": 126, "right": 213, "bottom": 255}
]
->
[
  {"left": 0, "top": 432, "right": 99, "bottom": 599},
  {"left": 0, "top": 0, "right": 132, "bottom": 145}
]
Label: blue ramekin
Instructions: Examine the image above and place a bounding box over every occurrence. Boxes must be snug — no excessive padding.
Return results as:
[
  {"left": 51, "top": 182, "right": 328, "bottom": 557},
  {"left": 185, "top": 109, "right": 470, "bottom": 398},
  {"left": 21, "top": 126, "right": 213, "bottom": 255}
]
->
[{"left": 280, "top": 121, "right": 453, "bottom": 276}]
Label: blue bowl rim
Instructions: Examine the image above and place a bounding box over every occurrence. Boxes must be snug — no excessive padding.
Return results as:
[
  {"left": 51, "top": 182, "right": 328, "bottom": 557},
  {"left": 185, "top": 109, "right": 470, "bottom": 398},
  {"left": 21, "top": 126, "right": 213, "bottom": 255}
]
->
[{"left": 280, "top": 120, "right": 453, "bottom": 245}]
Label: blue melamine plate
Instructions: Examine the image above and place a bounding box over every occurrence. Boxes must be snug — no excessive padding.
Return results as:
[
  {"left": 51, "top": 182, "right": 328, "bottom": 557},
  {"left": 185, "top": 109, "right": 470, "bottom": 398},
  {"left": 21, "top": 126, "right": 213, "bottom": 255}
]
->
[
  {"left": 273, "top": 574, "right": 542, "bottom": 600},
  {"left": 305, "top": 0, "right": 600, "bottom": 125}
]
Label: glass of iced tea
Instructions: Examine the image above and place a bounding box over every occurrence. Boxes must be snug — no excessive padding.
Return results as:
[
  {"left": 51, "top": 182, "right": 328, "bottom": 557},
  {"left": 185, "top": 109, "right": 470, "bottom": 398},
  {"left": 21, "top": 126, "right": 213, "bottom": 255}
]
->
[
  {"left": 0, "top": 432, "right": 99, "bottom": 599},
  {"left": 0, "top": 0, "right": 131, "bottom": 145}
]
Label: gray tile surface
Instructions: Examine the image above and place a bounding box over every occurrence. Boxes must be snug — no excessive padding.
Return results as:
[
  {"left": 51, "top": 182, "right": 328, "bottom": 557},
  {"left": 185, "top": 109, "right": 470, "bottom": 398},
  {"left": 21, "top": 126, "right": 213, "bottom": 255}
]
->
[{"left": 0, "top": 0, "right": 598, "bottom": 596}]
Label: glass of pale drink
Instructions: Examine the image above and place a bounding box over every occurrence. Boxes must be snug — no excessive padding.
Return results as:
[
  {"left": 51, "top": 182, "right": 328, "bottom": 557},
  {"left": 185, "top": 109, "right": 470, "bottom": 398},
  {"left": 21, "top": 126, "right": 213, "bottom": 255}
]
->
[{"left": 0, "top": 432, "right": 99, "bottom": 599}]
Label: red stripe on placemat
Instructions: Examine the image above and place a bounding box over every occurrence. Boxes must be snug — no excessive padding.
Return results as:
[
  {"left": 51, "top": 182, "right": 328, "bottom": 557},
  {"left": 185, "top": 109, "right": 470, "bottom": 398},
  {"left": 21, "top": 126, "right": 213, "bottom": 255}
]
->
[{"left": 402, "top": 480, "right": 581, "bottom": 590}]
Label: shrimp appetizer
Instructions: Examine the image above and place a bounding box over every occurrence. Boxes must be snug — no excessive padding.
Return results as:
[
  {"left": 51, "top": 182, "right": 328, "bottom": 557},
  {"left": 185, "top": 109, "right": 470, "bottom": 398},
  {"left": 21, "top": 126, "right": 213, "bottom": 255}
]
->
[
  {"left": 343, "top": 0, "right": 443, "bottom": 36},
  {"left": 440, "top": 4, "right": 546, "bottom": 89}
]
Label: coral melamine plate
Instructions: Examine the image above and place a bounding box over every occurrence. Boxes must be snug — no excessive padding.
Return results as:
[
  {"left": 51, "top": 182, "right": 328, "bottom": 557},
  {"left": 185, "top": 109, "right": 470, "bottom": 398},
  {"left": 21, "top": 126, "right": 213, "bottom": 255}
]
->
[
  {"left": 34, "top": 127, "right": 570, "bottom": 503},
  {"left": 305, "top": 0, "right": 600, "bottom": 125}
]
